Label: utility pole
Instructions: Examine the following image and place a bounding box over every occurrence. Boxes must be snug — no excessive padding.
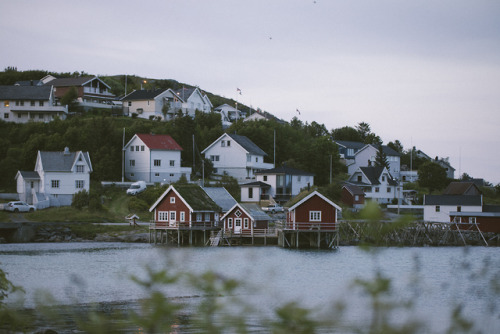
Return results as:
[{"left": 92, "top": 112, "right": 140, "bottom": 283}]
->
[{"left": 121, "top": 128, "right": 125, "bottom": 182}]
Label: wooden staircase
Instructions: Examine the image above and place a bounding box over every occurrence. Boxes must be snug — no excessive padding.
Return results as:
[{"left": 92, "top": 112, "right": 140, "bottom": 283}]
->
[{"left": 209, "top": 230, "right": 222, "bottom": 246}]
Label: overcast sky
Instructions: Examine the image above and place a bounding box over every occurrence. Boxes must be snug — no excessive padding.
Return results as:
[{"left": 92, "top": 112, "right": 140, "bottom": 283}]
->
[{"left": 2, "top": 0, "right": 499, "bottom": 184}]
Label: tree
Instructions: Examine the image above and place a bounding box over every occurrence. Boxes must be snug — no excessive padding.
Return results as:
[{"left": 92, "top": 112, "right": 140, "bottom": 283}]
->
[
  {"left": 331, "top": 126, "right": 362, "bottom": 142},
  {"left": 418, "top": 161, "right": 450, "bottom": 192},
  {"left": 60, "top": 87, "right": 79, "bottom": 112},
  {"left": 374, "top": 144, "right": 389, "bottom": 169},
  {"left": 161, "top": 100, "right": 171, "bottom": 120},
  {"left": 356, "top": 122, "right": 371, "bottom": 140},
  {"left": 387, "top": 140, "right": 403, "bottom": 153},
  {"left": 216, "top": 173, "right": 240, "bottom": 201}
]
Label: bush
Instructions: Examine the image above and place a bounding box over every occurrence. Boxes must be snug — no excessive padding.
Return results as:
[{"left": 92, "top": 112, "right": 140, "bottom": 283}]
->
[
  {"left": 72, "top": 190, "right": 90, "bottom": 210},
  {"left": 128, "top": 197, "right": 149, "bottom": 213}
]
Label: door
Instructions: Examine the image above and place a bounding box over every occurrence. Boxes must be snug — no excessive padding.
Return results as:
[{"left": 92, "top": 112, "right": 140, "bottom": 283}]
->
[{"left": 234, "top": 218, "right": 242, "bottom": 234}]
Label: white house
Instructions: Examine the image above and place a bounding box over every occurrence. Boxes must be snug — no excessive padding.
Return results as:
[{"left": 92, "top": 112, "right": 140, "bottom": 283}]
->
[
  {"left": 423, "top": 195, "right": 483, "bottom": 223},
  {"left": 347, "top": 166, "right": 401, "bottom": 204},
  {"left": 124, "top": 133, "right": 192, "bottom": 183},
  {"left": 16, "top": 148, "right": 92, "bottom": 208},
  {"left": 214, "top": 104, "right": 243, "bottom": 128},
  {"left": 201, "top": 133, "right": 274, "bottom": 183},
  {"left": 346, "top": 144, "right": 401, "bottom": 180},
  {"left": 255, "top": 165, "right": 315, "bottom": 203},
  {"left": 121, "top": 89, "right": 183, "bottom": 120},
  {"left": 174, "top": 87, "right": 212, "bottom": 117},
  {"left": 240, "top": 181, "right": 272, "bottom": 202},
  {"left": 0, "top": 85, "right": 68, "bottom": 123}
]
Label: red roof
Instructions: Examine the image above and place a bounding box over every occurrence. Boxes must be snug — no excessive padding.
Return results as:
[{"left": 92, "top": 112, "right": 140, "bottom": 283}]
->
[{"left": 137, "top": 134, "right": 183, "bottom": 151}]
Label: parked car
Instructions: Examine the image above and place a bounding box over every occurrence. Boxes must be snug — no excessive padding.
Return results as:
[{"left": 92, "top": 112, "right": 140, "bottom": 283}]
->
[
  {"left": 126, "top": 181, "right": 147, "bottom": 195},
  {"left": 5, "top": 201, "right": 36, "bottom": 212},
  {"left": 262, "top": 203, "right": 284, "bottom": 213}
]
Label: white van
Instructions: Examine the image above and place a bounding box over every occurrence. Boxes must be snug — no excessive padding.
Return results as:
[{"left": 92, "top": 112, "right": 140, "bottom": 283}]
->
[{"left": 126, "top": 181, "right": 147, "bottom": 195}]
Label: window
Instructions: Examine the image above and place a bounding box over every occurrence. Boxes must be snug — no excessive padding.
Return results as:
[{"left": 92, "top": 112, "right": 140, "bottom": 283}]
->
[
  {"left": 136, "top": 146, "right": 139, "bottom": 151},
  {"left": 244, "top": 218, "right": 249, "bottom": 229},
  {"left": 298, "top": 176, "right": 301, "bottom": 182},
  {"left": 75, "top": 180, "right": 84, "bottom": 189},
  {"left": 436, "top": 206, "right": 440, "bottom": 212},
  {"left": 355, "top": 195, "right": 359, "bottom": 201},
  {"left": 76, "top": 165, "right": 84, "bottom": 173},
  {"left": 154, "top": 159, "right": 161, "bottom": 167},
  {"left": 51, "top": 180, "right": 60, "bottom": 188},
  {"left": 375, "top": 187, "right": 380, "bottom": 193},
  {"left": 247, "top": 155, "right": 251, "bottom": 162},
  {"left": 38, "top": 114, "right": 43, "bottom": 119},
  {"left": 469, "top": 217, "right": 476, "bottom": 224},
  {"left": 158, "top": 211, "right": 168, "bottom": 221},
  {"left": 155, "top": 173, "right": 159, "bottom": 176},
  {"left": 210, "top": 155, "right": 219, "bottom": 162},
  {"left": 387, "top": 187, "right": 391, "bottom": 193},
  {"left": 4, "top": 113, "right": 9, "bottom": 119},
  {"left": 180, "top": 212, "right": 185, "bottom": 222},
  {"left": 235, "top": 210, "right": 242, "bottom": 217},
  {"left": 310, "top": 211, "right": 321, "bottom": 221},
  {"left": 129, "top": 160, "right": 135, "bottom": 167},
  {"left": 228, "top": 218, "right": 233, "bottom": 228},
  {"left": 170, "top": 211, "right": 176, "bottom": 221},
  {"left": 170, "top": 160, "right": 175, "bottom": 167},
  {"left": 357, "top": 175, "right": 362, "bottom": 182},
  {"left": 221, "top": 140, "right": 226, "bottom": 147},
  {"left": 382, "top": 176, "right": 386, "bottom": 182},
  {"left": 130, "top": 146, "right": 134, "bottom": 152},
  {"left": 30, "top": 101, "right": 35, "bottom": 106},
  {"left": 255, "top": 157, "right": 258, "bottom": 162},
  {"left": 263, "top": 175, "right": 267, "bottom": 181},
  {"left": 128, "top": 101, "right": 132, "bottom": 106},
  {"left": 204, "top": 213, "right": 210, "bottom": 221},
  {"left": 141, "top": 146, "right": 145, "bottom": 151},
  {"left": 18, "top": 114, "right": 22, "bottom": 118},
  {"left": 227, "top": 140, "right": 231, "bottom": 146},
  {"left": 248, "top": 187, "right": 253, "bottom": 199},
  {"left": 4, "top": 101, "right": 9, "bottom": 107},
  {"left": 196, "top": 213, "right": 202, "bottom": 221},
  {"left": 39, "top": 101, "right": 44, "bottom": 106},
  {"left": 457, "top": 206, "right": 461, "bottom": 212},
  {"left": 170, "top": 197, "right": 175, "bottom": 203}
]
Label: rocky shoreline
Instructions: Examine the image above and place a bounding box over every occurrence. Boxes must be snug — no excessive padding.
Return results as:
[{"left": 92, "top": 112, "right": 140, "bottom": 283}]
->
[{"left": 0, "top": 223, "right": 150, "bottom": 243}]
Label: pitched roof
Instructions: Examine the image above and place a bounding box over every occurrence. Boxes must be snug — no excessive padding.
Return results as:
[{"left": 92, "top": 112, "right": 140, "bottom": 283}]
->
[
  {"left": 424, "top": 195, "right": 482, "bottom": 206},
  {"left": 38, "top": 150, "right": 92, "bottom": 172},
  {"left": 342, "top": 183, "right": 365, "bottom": 196},
  {"left": 16, "top": 171, "right": 40, "bottom": 180},
  {"left": 202, "top": 187, "right": 237, "bottom": 212},
  {"left": 443, "top": 182, "right": 481, "bottom": 195},
  {"left": 288, "top": 190, "right": 342, "bottom": 212},
  {"left": 256, "top": 165, "right": 314, "bottom": 176},
  {"left": 358, "top": 166, "right": 398, "bottom": 185},
  {"left": 240, "top": 181, "right": 271, "bottom": 188},
  {"left": 333, "top": 140, "right": 366, "bottom": 150},
  {"left": 226, "top": 133, "right": 267, "bottom": 156},
  {"left": 240, "top": 203, "right": 272, "bottom": 221},
  {"left": 136, "top": 134, "right": 183, "bottom": 151},
  {"left": 174, "top": 87, "right": 196, "bottom": 100},
  {"left": 44, "top": 76, "right": 110, "bottom": 88},
  {"left": 121, "top": 89, "right": 169, "bottom": 101},
  {"left": 0, "top": 85, "right": 52, "bottom": 100},
  {"left": 150, "top": 185, "right": 221, "bottom": 212}
]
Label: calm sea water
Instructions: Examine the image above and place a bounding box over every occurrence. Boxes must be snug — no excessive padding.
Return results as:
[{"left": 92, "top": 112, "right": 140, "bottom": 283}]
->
[{"left": 1, "top": 243, "right": 499, "bottom": 333}]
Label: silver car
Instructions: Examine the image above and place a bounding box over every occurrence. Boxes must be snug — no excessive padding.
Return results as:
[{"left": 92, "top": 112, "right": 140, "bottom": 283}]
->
[{"left": 5, "top": 201, "right": 36, "bottom": 213}]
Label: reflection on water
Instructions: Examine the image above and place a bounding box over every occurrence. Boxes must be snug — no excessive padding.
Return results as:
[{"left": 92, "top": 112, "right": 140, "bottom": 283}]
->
[{"left": 1, "top": 243, "right": 499, "bottom": 333}]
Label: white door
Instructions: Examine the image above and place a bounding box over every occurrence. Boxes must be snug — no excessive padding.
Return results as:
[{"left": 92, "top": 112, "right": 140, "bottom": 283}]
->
[{"left": 234, "top": 218, "right": 242, "bottom": 234}]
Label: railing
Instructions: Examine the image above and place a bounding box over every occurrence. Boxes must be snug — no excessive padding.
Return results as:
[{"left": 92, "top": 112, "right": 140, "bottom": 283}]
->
[
  {"left": 150, "top": 220, "right": 218, "bottom": 230},
  {"left": 83, "top": 87, "right": 114, "bottom": 96},
  {"left": 275, "top": 221, "right": 338, "bottom": 231},
  {"left": 222, "top": 228, "right": 277, "bottom": 237},
  {"left": 11, "top": 105, "right": 68, "bottom": 113}
]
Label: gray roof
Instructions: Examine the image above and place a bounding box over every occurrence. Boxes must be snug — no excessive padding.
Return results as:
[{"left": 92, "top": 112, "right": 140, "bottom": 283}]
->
[
  {"left": 18, "top": 171, "right": 40, "bottom": 180},
  {"left": 227, "top": 133, "right": 267, "bottom": 156},
  {"left": 202, "top": 187, "right": 237, "bottom": 212},
  {"left": 240, "top": 203, "right": 271, "bottom": 221},
  {"left": 44, "top": 76, "right": 110, "bottom": 89},
  {"left": 0, "top": 85, "right": 52, "bottom": 100},
  {"left": 240, "top": 181, "right": 271, "bottom": 188},
  {"left": 39, "top": 150, "right": 92, "bottom": 172},
  {"left": 15, "top": 80, "right": 43, "bottom": 86},
  {"left": 333, "top": 140, "right": 366, "bottom": 150},
  {"left": 381, "top": 145, "right": 401, "bottom": 157},
  {"left": 174, "top": 87, "right": 196, "bottom": 100},
  {"left": 121, "top": 89, "right": 169, "bottom": 101},
  {"left": 424, "top": 195, "right": 482, "bottom": 206},
  {"left": 256, "top": 165, "right": 314, "bottom": 176},
  {"left": 342, "top": 183, "right": 364, "bottom": 195}
]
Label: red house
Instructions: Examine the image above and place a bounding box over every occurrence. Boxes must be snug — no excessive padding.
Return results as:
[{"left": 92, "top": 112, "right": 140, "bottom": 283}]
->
[
  {"left": 221, "top": 203, "right": 271, "bottom": 235},
  {"left": 149, "top": 185, "right": 221, "bottom": 228},
  {"left": 341, "top": 184, "right": 365, "bottom": 209},
  {"left": 286, "top": 191, "right": 342, "bottom": 230}
]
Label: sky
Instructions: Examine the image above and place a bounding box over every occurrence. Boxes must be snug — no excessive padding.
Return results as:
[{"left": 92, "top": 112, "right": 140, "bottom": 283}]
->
[{"left": 1, "top": 0, "right": 500, "bottom": 184}]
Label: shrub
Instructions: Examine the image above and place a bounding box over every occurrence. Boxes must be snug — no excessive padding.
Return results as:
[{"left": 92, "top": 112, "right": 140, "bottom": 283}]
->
[{"left": 72, "top": 190, "right": 89, "bottom": 210}]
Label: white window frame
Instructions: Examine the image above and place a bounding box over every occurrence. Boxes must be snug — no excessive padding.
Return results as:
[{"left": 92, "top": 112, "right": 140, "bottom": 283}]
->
[
  {"left": 158, "top": 211, "right": 169, "bottom": 222},
  {"left": 75, "top": 180, "right": 84, "bottom": 189},
  {"left": 310, "top": 211, "right": 321, "bottom": 222},
  {"left": 154, "top": 159, "right": 161, "bottom": 167},
  {"left": 170, "top": 211, "right": 176, "bottom": 221},
  {"left": 51, "top": 180, "right": 60, "bottom": 188},
  {"left": 244, "top": 218, "right": 249, "bottom": 229},
  {"left": 180, "top": 211, "right": 185, "bottom": 222},
  {"left": 228, "top": 218, "right": 233, "bottom": 228},
  {"left": 170, "top": 197, "right": 175, "bottom": 203}
]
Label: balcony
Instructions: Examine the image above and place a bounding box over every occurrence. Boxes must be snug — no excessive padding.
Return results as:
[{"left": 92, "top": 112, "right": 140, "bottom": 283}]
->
[{"left": 83, "top": 87, "right": 115, "bottom": 97}]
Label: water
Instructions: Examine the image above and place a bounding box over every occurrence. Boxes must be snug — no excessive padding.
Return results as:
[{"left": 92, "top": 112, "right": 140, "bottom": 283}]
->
[{"left": 1, "top": 243, "right": 499, "bottom": 333}]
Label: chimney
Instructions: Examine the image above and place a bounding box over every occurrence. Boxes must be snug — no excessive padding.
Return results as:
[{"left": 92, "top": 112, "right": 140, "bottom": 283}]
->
[{"left": 64, "top": 147, "right": 70, "bottom": 155}]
